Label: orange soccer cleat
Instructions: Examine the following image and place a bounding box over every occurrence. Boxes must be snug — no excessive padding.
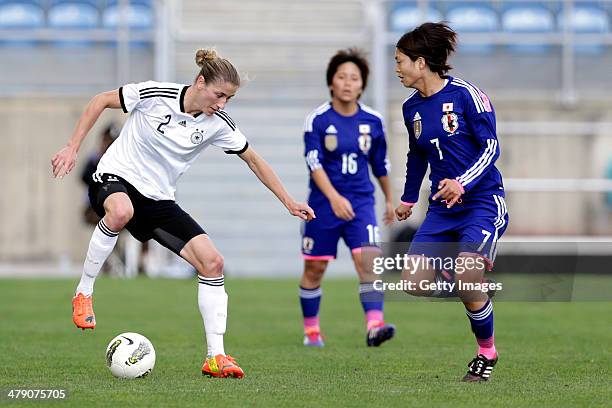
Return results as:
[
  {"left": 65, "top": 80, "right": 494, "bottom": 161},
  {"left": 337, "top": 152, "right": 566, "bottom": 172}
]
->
[
  {"left": 72, "top": 293, "right": 95, "bottom": 330},
  {"left": 202, "top": 354, "right": 244, "bottom": 379}
]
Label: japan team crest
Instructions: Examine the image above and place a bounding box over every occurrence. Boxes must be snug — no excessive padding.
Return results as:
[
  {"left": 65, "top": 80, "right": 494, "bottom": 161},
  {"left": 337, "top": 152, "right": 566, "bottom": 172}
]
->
[
  {"left": 413, "top": 112, "right": 422, "bottom": 139},
  {"left": 358, "top": 135, "right": 371, "bottom": 153},
  {"left": 302, "top": 237, "right": 314, "bottom": 253},
  {"left": 441, "top": 112, "right": 459, "bottom": 134},
  {"left": 358, "top": 124, "right": 371, "bottom": 153}
]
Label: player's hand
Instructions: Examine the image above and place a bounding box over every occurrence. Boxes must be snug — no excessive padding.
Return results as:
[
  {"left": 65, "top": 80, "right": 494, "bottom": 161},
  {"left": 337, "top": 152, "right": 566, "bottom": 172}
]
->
[
  {"left": 330, "top": 195, "right": 355, "bottom": 221},
  {"left": 51, "top": 145, "right": 78, "bottom": 179},
  {"left": 432, "top": 179, "right": 464, "bottom": 208},
  {"left": 383, "top": 201, "right": 395, "bottom": 225},
  {"left": 395, "top": 203, "right": 413, "bottom": 221},
  {"left": 288, "top": 201, "right": 316, "bottom": 221}
]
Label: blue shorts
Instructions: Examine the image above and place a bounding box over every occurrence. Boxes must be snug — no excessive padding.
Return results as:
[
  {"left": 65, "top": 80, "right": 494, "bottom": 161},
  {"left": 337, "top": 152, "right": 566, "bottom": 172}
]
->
[
  {"left": 409, "top": 195, "right": 509, "bottom": 269},
  {"left": 302, "top": 194, "right": 378, "bottom": 260}
]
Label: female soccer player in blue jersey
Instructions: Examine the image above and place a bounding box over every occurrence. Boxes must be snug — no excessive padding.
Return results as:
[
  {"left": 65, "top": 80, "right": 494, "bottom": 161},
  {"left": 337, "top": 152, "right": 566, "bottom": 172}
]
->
[
  {"left": 394, "top": 23, "right": 508, "bottom": 382},
  {"left": 299, "top": 49, "right": 395, "bottom": 348}
]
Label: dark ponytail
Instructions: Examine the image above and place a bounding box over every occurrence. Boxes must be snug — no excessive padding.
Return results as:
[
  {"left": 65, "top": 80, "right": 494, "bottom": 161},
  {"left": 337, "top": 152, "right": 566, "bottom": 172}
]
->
[{"left": 396, "top": 22, "right": 457, "bottom": 75}]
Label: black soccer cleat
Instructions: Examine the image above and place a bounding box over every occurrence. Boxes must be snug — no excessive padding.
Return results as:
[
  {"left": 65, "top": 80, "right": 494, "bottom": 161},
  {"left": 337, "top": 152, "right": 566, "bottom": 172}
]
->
[
  {"left": 366, "top": 323, "right": 396, "bottom": 347},
  {"left": 462, "top": 354, "right": 498, "bottom": 382}
]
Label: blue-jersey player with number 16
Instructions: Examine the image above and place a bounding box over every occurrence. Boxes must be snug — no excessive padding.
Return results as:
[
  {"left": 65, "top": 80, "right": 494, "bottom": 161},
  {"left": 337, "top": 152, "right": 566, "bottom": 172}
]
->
[
  {"left": 393, "top": 23, "right": 509, "bottom": 382},
  {"left": 299, "top": 49, "right": 396, "bottom": 348}
]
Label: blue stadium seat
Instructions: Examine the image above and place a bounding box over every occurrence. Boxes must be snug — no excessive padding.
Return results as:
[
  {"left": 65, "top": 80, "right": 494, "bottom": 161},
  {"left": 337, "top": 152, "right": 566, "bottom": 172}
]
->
[
  {"left": 501, "top": 4, "right": 555, "bottom": 54},
  {"left": 447, "top": 3, "right": 499, "bottom": 54},
  {"left": 558, "top": 5, "right": 610, "bottom": 54},
  {"left": 102, "top": 0, "right": 153, "bottom": 47},
  {"left": 48, "top": 1, "right": 99, "bottom": 47},
  {"left": 389, "top": 3, "right": 443, "bottom": 33},
  {"left": 0, "top": 0, "right": 44, "bottom": 47}
]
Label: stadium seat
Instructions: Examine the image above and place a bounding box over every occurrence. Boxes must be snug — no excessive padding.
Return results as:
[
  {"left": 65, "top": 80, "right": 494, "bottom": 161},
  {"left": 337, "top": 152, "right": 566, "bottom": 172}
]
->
[
  {"left": 0, "top": 0, "right": 44, "bottom": 47},
  {"left": 102, "top": 0, "right": 153, "bottom": 47},
  {"left": 501, "top": 4, "right": 555, "bottom": 54},
  {"left": 557, "top": 5, "right": 610, "bottom": 54},
  {"left": 447, "top": 2, "right": 499, "bottom": 54},
  {"left": 389, "top": 3, "right": 443, "bottom": 32},
  {"left": 48, "top": 1, "right": 99, "bottom": 47}
]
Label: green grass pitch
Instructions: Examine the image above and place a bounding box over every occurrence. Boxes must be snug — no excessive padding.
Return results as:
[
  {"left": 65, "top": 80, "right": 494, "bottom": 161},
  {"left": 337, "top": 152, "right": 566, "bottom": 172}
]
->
[{"left": 1, "top": 277, "right": 610, "bottom": 407}]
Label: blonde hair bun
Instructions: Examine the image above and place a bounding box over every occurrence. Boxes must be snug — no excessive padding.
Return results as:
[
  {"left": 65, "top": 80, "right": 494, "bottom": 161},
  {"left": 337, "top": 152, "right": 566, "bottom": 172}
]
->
[{"left": 195, "top": 48, "right": 218, "bottom": 68}]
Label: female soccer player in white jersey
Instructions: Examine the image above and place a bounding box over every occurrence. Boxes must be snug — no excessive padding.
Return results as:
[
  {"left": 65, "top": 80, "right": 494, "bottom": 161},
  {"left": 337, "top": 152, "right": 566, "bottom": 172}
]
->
[
  {"left": 394, "top": 23, "right": 508, "bottom": 382},
  {"left": 299, "top": 49, "right": 395, "bottom": 348},
  {"left": 51, "top": 48, "right": 314, "bottom": 379}
]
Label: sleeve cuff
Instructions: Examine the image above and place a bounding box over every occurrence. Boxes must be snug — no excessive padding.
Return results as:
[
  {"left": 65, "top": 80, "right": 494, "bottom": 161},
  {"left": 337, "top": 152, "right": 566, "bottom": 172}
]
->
[
  {"left": 224, "top": 141, "right": 249, "bottom": 155},
  {"left": 119, "top": 86, "right": 128, "bottom": 113},
  {"left": 400, "top": 201, "right": 415, "bottom": 207},
  {"left": 452, "top": 178, "right": 466, "bottom": 194}
]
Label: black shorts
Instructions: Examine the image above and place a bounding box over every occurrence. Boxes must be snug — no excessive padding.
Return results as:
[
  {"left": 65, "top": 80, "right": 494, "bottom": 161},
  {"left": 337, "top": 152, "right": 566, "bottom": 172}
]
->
[{"left": 88, "top": 173, "right": 206, "bottom": 255}]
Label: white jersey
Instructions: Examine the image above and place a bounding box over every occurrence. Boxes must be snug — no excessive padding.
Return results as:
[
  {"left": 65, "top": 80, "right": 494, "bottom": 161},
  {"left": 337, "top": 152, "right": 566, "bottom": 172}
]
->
[{"left": 96, "top": 81, "right": 248, "bottom": 201}]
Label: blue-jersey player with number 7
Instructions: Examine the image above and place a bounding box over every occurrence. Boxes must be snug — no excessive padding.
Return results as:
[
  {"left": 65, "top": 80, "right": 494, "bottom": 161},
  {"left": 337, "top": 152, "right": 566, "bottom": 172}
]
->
[
  {"left": 299, "top": 49, "right": 396, "bottom": 348},
  {"left": 394, "top": 23, "right": 509, "bottom": 382}
]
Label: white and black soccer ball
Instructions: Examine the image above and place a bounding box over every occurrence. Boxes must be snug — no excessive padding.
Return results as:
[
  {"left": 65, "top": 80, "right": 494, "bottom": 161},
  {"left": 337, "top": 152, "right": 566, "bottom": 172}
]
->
[{"left": 105, "top": 332, "right": 156, "bottom": 379}]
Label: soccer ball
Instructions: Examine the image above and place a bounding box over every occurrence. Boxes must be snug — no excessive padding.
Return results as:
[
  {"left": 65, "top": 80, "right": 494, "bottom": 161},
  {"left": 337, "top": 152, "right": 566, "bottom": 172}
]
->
[{"left": 105, "top": 332, "right": 156, "bottom": 379}]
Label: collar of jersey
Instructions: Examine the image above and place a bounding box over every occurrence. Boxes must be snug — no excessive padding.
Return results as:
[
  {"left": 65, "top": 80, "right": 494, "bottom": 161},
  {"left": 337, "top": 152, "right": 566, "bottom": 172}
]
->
[
  {"left": 406, "top": 75, "right": 453, "bottom": 106},
  {"left": 329, "top": 101, "right": 361, "bottom": 119},
  {"left": 179, "top": 85, "right": 204, "bottom": 118}
]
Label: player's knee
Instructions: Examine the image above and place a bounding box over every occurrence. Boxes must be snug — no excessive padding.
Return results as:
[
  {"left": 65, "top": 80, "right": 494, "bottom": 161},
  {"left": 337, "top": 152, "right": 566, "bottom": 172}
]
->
[
  {"left": 209, "top": 254, "right": 224, "bottom": 275},
  {"left": 198, "top": 253, "right": 224, "bottom": 277},
  {"left": 303, "top": 261, "right": 326, "bottom": 283},
  {"left": 401, "top": 268, "right": 434, "bottom": 297},
  {"left": 105, "top": 204, "right": 133, "bottom": 230}
]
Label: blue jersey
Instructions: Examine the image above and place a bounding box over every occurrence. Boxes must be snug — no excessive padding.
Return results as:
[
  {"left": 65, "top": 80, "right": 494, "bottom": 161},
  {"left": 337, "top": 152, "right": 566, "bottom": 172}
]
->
[
  {"left": 304, "top": 102, "right": 389, "bottom": 201},
  {"left": 401, "top": 76, "right": 504, "bottom": 212}
]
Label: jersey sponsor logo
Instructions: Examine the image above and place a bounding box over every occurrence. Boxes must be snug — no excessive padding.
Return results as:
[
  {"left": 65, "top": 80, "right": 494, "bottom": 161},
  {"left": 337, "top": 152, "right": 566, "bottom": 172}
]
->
[
  {"left": 302, "top": 237, "right": 315, "bottom": 253},
  {"left": 413, "top": 112, "right": 422, "bottom": 139},
  {"left": 178, "top": 120, "right": 186, "bottom": 127},
  {"left": 190, "top": 131, "right": 204, "bottom": 144},
  {"left": 441, "top": 112, "right": 459, "bottom": 134},
  {"left": 324, "top": 135, "right": 337, "bottom": 151},
  {"left": 442, "top": 103, "right": 453, "bottom": 112}
]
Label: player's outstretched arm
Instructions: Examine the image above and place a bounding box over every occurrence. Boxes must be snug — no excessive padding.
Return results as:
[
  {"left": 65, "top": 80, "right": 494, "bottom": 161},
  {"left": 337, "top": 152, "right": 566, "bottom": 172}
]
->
[
  {"left": 51, "top": 90, "right": 122, "bottom": 179},
  {"left": 238, "top": 146, "right": 315, "bottom": 221}
]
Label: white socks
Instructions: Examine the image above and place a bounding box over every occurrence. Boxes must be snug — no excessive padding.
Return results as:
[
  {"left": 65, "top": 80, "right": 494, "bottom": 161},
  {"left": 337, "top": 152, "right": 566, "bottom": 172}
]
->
[
  {"left": 198, "top": 275, "right": 227, "bottom": 356},
  {"left": 75, "top": 219, "right": 119, "bottom": 296}
]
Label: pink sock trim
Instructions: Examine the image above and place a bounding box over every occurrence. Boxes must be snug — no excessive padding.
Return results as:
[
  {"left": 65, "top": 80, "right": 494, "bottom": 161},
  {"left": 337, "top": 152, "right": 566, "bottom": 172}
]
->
[
  {"left": 303, "top": 254, "right": 335, "bottom": 260},
  {"left": 365, "top": 310, "right": 383, "bottom": 330},
  {"left": 351, "top": 246, "right": 382, "bottom": 254},
  {"left": 477, "top": 336, "right": 497, "bottom": 359},
  {"left": 304, "top": 316, "right": 320, "bottom": 331}
]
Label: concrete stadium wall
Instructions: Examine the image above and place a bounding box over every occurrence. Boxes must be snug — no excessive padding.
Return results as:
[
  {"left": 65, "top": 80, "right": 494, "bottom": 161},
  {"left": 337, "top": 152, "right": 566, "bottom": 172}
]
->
[{"left": 0, "top": 97, "right": 124, "bottom": 262}]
